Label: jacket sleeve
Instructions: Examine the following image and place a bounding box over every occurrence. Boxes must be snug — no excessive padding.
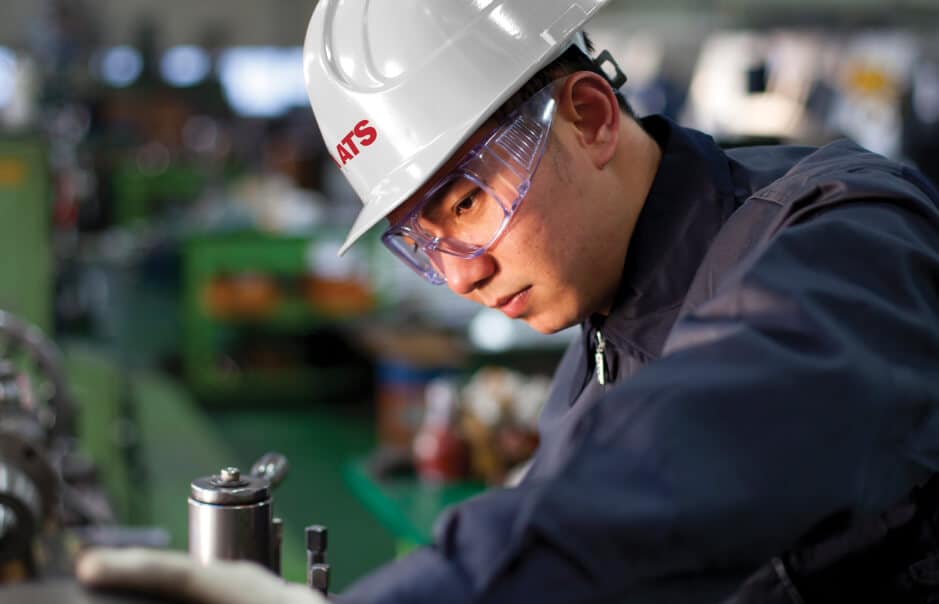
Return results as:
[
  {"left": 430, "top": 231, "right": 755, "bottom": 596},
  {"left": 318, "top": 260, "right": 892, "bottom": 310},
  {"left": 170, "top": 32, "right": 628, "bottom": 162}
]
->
[{"left": 337, "top": 200, "right": 939, "bottom": 604}]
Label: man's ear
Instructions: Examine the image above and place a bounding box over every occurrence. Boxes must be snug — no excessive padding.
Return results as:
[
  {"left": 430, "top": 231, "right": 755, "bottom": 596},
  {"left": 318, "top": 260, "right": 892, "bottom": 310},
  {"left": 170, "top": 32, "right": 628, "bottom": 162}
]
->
[{"left": 557, "top": 72, "right": 621, "bottom": 169}]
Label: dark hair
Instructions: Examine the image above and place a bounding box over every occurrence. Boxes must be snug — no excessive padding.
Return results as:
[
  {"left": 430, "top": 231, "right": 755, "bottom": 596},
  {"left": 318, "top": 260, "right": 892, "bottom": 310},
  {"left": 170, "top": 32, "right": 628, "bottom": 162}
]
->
[{"left": 492, "top": 32, "right": 634, "bottom": 122}]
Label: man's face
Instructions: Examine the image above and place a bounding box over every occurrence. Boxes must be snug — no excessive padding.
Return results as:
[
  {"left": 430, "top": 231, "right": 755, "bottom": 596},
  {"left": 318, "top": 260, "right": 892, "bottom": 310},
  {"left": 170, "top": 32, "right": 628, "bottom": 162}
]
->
[{"left": 388, "top": 119, "right": 621, "bottom": 334}]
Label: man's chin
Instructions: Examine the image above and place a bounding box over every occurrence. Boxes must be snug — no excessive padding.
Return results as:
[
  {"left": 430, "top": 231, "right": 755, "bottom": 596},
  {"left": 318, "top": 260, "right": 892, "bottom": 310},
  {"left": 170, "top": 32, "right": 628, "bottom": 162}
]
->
[{"left": 522, "top": 314, "right": 577, "bottom": 335}]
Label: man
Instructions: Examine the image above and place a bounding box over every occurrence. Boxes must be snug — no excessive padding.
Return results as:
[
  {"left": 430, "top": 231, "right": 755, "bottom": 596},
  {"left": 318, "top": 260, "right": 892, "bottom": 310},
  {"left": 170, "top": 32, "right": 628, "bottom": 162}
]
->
[{"left": 79, "top": 1, "right": 939, "bottom": 603}]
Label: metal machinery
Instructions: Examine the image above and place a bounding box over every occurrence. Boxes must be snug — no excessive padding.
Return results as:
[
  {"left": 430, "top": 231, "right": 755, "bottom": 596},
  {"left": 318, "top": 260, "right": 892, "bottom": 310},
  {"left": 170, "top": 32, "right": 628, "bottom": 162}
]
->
[
  {"left": 0, "top": 309, "right": 115, "bottom": 581},
  {"left": 188, "top": 453, "right": 332, "bottom": 595},
  {"left": 0, "top": 308, "right": 331, "bottom": 601}
]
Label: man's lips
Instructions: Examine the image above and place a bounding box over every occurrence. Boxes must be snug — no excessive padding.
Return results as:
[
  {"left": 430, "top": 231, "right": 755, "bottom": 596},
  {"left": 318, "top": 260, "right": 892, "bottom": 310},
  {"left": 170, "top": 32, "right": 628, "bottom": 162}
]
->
[{"left": 492, "top": 286, "right": 532, "bottom": 318}]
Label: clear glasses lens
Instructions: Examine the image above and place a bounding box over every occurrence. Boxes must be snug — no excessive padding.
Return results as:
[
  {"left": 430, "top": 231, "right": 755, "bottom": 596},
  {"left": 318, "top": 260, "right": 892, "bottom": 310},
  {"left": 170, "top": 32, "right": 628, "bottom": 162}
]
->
[
  {"left": 383, "top": 80, "right": 559, "bottom": 284},
  {"left": 417, "top": 176, "right": 510, "bottom": 247},
  {"left": 384, "top": 178, "right": 508, "bottom": 282},
  {"left": 383, "top": 231, "right": 447, "bottom": 285}
]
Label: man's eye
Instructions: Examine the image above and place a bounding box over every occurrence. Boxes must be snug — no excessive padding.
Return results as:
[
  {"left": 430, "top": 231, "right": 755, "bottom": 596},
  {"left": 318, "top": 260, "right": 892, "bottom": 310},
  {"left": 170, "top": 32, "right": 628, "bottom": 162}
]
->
[{"left": 453, "top": 192, "right": 478, "bottom": 216}]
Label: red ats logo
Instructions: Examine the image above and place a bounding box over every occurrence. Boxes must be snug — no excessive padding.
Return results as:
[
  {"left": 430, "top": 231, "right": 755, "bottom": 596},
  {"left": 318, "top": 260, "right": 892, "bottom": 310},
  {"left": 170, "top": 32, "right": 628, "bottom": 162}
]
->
[{"left": 334, "top": 120, "right": 377, "bottom": 167}]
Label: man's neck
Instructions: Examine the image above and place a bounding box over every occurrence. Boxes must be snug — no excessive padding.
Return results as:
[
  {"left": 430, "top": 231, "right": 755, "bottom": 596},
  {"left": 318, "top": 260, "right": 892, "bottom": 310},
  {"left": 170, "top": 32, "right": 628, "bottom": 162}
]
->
[{"left": 596, "top": 118, "right": 663, "bottom": 316}]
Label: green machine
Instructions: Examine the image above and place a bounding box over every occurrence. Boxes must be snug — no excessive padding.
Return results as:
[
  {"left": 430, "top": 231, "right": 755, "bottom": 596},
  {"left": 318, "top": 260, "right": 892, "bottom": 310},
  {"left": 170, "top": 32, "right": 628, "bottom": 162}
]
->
[
  {"left": 182, "top": 228, "right": 383, "bottom": 404},
  {"left": 0, "top": 135, "right": 52, "bottom": 332}
]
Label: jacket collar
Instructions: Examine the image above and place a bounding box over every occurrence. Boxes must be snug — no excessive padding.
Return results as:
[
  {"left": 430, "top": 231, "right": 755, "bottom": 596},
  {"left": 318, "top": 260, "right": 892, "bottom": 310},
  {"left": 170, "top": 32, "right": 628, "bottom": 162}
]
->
[{"left": 589, "top": 116, "right": 739, "bottom": 359}]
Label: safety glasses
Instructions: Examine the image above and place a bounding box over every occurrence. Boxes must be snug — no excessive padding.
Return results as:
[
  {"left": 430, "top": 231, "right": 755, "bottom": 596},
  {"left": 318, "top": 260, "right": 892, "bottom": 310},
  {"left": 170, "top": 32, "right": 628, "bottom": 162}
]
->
[{"left": 382, "top": 79, "right": 562, "bottom": 285}]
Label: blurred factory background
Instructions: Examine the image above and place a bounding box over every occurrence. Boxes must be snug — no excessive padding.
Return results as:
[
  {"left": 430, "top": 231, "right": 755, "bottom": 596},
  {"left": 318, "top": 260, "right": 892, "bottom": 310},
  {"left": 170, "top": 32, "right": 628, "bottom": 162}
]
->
[{"left": 1, "top": 0, "right": 938, "bottom": 592}]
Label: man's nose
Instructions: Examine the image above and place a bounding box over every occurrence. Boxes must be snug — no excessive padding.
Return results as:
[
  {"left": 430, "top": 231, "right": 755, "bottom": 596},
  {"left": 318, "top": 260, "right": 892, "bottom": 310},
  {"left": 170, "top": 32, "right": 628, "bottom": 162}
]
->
[{"left": 438, "top": 253, "right": 495, "bottom": 296}]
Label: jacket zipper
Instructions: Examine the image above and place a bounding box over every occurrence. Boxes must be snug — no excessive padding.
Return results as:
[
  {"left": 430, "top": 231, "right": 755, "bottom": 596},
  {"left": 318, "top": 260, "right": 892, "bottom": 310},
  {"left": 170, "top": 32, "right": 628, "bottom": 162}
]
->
[{"left": 594, "top": 330, "right": 607, "bottom": 386}]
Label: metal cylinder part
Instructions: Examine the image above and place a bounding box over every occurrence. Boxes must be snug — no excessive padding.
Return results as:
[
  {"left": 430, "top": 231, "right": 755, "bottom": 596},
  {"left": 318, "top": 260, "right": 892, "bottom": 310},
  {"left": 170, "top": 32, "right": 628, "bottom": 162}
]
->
[
  {"left": 188, "top": 467, "right": 275, "bottom": 569},
  {"left": 188, "top": 498, "right": 274, "bottom": 568}
]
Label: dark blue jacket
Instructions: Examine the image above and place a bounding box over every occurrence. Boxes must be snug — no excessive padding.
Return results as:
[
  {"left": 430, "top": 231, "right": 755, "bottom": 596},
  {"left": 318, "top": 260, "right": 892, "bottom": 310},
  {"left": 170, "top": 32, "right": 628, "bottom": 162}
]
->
[{"left": 340, "top": 116, "right": 939, "bottom": 604}]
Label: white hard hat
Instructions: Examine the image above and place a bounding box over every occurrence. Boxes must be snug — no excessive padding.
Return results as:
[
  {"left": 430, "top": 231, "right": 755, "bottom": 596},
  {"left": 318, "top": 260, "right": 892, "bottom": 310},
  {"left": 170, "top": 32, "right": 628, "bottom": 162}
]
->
[{"left": 303, "top": 0, "right": 612, "bottom": 255}]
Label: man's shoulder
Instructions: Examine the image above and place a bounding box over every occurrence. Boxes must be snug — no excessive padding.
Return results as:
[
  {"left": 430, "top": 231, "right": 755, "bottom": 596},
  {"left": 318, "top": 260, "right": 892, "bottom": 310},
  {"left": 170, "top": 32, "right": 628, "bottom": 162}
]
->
[
  {"left": 679, "top": 139, "right": 939, "bottom": 324},
  {"left": 740, "top": 139, "right": 935, "bottom": 209}
]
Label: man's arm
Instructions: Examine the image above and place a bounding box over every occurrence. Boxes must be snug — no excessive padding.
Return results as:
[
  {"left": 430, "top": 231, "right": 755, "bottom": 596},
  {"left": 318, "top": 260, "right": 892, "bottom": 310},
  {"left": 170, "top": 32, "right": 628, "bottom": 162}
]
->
[{"left": 339, "top": 199, "right": 939, "bottom": 604}]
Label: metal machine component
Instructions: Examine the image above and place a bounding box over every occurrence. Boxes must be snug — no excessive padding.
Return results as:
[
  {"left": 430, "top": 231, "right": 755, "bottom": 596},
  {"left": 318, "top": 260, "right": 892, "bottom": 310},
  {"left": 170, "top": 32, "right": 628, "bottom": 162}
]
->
[
  {"left": 0, "top": 310, "right": 120, "bottom": 578},
  {"left": 249, "top": 453, "right": 288, "bottom": 488},
  {"left": 0, "top": 431, "right": 57, "bottom": 564},
  {"left": 0, "top": 310, "right": 129, "bottom": 588},
  {"left": 306, "top": 524, "right": 330, "bottom": 596},
  {"left": 187, "top": 453, "right": 288, "bottom": 572},
  {"left": 0, "top": 310, "right": 77, "bottom": 440},
  {"left": 188, "top": 452, "right": 334, "bottom": 591},
  {"left": 0, "top": 351, "right": 59, "bottom": 567}
]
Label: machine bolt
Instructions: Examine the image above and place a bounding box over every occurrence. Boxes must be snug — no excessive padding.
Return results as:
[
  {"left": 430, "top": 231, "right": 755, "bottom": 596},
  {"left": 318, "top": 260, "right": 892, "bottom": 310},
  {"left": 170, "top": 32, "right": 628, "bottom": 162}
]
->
[
  {"left": 310, "top": 563, "right": 330, "bottom": 595},
  {"left": 306, "top": 525, "right": 330, "bottom": 594},
  {"left": 219, "top": 467, "right": 241, "bottom": 484},
  {"left": 306, "top": 524, "right": 328, "bottom": 561}
]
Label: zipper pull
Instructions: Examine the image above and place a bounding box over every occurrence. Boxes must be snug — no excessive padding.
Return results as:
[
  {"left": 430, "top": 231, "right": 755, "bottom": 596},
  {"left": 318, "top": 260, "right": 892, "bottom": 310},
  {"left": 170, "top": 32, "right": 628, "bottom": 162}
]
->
[{"left": 594, "top": 331, "right": 607, "bottom": 386}]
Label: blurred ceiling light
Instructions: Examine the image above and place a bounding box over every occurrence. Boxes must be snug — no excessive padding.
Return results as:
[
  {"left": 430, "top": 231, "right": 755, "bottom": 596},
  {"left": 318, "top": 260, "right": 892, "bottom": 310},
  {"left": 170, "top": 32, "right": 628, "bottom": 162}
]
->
[
  {"left": 0, "top": 47, "right": 15, "bottom": 109},
  {"left": 100, "top": 46, "right": 143, "bottom": 88},
  {"left": 161, "top": 45, "right": 211, "bottom": 87},
  {"left": 218, "top": 47, "right": 307, "bottom": 118}
]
